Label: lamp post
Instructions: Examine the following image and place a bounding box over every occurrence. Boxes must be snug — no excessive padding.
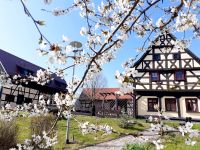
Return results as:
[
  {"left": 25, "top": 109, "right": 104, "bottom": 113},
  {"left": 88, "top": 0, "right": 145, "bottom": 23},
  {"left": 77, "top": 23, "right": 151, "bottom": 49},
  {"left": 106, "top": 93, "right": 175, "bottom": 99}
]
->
[{"left": 66, "top": 41, "right": 82, "bottom": 144}]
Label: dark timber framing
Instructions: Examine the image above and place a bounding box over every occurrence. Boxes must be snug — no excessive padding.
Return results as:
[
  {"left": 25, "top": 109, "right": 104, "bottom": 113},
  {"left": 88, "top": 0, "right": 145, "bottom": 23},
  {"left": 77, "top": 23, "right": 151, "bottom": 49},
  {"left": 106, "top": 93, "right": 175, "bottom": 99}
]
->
[
  {"left": 133, "top": 32, "right": 200, "bottom": 120},
  {"left": 0, "top": 49, "right": 67, "bottom": 106}
]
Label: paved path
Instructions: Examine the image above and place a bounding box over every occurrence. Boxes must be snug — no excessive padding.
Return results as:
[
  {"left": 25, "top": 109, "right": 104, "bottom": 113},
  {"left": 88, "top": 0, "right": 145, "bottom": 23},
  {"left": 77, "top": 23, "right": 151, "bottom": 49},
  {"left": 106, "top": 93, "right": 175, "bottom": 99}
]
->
[{"left": 80, "top": 129, "right": 159, "bottom": 150}]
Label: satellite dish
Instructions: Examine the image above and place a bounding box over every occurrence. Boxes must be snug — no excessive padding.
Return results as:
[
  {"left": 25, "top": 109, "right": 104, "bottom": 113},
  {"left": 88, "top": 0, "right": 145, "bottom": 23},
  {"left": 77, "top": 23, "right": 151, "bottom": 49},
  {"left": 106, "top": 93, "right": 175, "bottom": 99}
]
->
[{"left": 70, "top": 41, "right": 82, "bottom": 48}]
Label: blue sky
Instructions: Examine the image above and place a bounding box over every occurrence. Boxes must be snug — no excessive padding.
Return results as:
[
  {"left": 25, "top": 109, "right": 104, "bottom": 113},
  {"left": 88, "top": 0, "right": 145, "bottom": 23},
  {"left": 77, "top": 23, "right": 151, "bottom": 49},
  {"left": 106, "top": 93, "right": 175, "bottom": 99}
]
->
[{"left": 1, "top": 0, "right": 200, "bottom": 88}]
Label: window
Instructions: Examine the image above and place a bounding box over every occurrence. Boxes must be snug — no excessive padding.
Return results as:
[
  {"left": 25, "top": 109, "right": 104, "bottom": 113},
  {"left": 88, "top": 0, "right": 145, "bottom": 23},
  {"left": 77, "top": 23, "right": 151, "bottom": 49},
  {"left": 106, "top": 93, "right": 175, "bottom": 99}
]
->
[
  {"left": 24, "top": 98, "right": 32, "bottom": 104},
  {"left": 175, "top": 70, "right": 185, "bottom": 81},
  {"left": 165, "top": 98, "right": 176, "bottom": 112},
  {"left": 5, "top": 94, "right": 15, "bottom": 102},
  {"left": 17, "top": 66, "right": 33, "bottom": 76},
  {"left": 148, "top": 98, "right": 158, "bottom": 111},
  {"left": 151, "top": 72, "right": 160, "bottom": 81},
  {"left": 153, "top": 54, "right": 160, "bottom": 61},
  {"left": 16, "top": 94, "right": 24, "bottom": 105},
  {"left": 80, "top": 101, "right": 92, "bottom": 108},
  {"left": 173, "top": 53, "right": 181, "bottom": 60},
  {"left": 185, "top": 99, "right": 198, "bottom": 112}
]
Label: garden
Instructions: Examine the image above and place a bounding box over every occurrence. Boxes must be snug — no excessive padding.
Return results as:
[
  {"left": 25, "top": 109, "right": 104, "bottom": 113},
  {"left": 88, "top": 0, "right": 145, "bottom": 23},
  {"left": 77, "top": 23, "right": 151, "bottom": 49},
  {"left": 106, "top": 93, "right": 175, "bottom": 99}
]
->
[
  {"left": 5, "top": 114, "right": 148, "bottom": 149},
  {"left": 1, "top": 0, "right": 200, "bottom": 150},
  {"left": 0, "top": 112, "right": 199, "bottom": 150}
]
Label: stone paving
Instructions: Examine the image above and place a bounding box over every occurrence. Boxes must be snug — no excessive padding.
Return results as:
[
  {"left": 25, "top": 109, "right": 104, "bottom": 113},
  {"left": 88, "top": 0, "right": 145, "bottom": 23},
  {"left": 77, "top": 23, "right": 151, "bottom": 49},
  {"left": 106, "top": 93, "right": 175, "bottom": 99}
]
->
[{"left": 80, "top": 129, "right": 159, "bottom": 150}]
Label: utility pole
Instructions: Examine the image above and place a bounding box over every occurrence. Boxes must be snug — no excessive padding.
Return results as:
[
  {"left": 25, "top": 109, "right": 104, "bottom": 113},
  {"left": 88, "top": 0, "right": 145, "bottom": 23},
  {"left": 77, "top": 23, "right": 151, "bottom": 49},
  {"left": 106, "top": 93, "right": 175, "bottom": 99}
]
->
[{"left": 66, "top": 41, "right": 82, "bottom": 144}]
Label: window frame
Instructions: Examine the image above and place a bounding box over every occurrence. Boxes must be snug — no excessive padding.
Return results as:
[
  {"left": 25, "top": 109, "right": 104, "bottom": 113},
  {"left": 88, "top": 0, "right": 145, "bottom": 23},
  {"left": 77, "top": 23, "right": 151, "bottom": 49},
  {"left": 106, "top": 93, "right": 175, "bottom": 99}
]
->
[
  {"left": 5, "top": 94, "right": 15, "bottom": 102},
  {"left": 16, "top": 94, "right": 24, "bottom": 105},
  {"left": 24, "top": 98, "right": 33, "bottom": 104},
  {"left": 148, "top": 98, "right": 158, "bottom": 112},
  {"left": 80, "top": 101, "right": 92, "bottom": 108},
  {"left": 185, "top": 98, "right": 198, "bottom": 113},
  {"left": 165, "top": 98, "right": 176, "bottom": 112},
  {"left": 153, "top": 54, "right": 161, "bottom": 61},
  {"left": 16, "top": 66, "right": 34, "bottom": 76},
  {"left": 175, "top": 70, "right": 185, "bottom": 81},
  {"left": 151, "top": 72, "right": 160, "bottom": 82}
]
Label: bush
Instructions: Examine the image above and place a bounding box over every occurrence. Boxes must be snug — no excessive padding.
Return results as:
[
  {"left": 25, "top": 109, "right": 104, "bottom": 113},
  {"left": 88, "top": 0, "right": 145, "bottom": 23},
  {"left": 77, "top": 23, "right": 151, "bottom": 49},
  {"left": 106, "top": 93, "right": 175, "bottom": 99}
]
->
[
  {"left": 0, "top": 119, "right": 18, "bottom": 150},
  {"left": 119, "top": 114, "right": 131, "bottom": 128},
  {"left": 30, "top": 114, "right": 56, "bottom": 136},
  {"left": 119, "top": 110, "right": 136, "bottom": 128},
  {"left": 123, "top": 143, "right": 152, "bottom": 150},
  {"left": 30, "top": 114, "right": 56, "bottom": 149}
]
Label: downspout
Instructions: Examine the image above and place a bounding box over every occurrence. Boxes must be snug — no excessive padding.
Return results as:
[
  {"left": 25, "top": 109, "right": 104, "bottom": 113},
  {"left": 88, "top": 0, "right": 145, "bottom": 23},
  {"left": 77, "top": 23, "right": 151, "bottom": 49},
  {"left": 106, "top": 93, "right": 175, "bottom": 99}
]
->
[{"left": 0, "top": 86, "right": 3, "bottom": 106}]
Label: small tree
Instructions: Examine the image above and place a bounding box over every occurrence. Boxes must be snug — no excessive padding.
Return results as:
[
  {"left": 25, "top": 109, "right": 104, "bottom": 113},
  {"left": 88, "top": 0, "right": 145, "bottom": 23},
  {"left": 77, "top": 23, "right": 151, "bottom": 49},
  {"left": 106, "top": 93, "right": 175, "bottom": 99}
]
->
[
  {"left": 84, "top": 73, "right": 107, "bottom": 103},
  {"left": 83, "top": 73, "right": 107, "bottom": 115}
]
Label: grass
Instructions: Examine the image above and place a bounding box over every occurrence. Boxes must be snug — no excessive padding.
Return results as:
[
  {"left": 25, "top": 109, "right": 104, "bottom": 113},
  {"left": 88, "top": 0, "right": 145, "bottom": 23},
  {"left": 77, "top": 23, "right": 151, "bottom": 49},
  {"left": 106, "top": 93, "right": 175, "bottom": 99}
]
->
[
  {"left": 163, "top": 133, "right": 200, "bottom": 150},
  {"left": 123, "top": 120, "right": 200, "bottom": 150},
  {"left": 123, "top": 143, "right": 153, "bottom": 150},
  {"left": 16, "top": 115, "right": 200, "bottom": 150},
  {"left": 16, "top": 115, "right": 149, "bottom": 150},
  {"left": 161, "top": 121, "right": 200, "bottom": 150},
  {"left": 54, "top": 116, "right": 149, "bottom": 150},
  {"left": 16, "top": 117, "right": 31, "bottom": 143}
]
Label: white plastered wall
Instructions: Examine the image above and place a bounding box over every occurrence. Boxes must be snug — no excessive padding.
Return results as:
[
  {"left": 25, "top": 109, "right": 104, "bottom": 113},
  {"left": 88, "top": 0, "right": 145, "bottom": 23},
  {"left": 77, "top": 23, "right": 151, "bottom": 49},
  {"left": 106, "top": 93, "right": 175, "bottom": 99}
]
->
[
  {"left": 137, "top": 96, "right": 200, "bottom": 118},
  {"left": 138, "top": 96, "right": 179, "bottom": 118},
  {"left": 0, "top": 86, "right": 39, "bottom": 107},
  {"left": 137, "top": 96, "right": 159, "bottom": 116}
]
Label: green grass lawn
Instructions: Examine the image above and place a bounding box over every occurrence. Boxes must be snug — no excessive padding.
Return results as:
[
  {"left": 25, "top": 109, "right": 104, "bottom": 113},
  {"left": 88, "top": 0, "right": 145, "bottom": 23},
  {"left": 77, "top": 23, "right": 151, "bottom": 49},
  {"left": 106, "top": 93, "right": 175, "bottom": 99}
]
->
[
  {"left": 122, "top": 120, "right": 200, "bottom": 150},
  {"left": 16, "top": 115, "right": 149, "bottom": 150},
  {"left": 16, "top": 115, "right": 200, "bottom": 150},
  {"left": 163, "top": 121, "right": 200, "bottom": 150},
  {"left": 163, "top": 132, "right": 200, "bottom": 150}
]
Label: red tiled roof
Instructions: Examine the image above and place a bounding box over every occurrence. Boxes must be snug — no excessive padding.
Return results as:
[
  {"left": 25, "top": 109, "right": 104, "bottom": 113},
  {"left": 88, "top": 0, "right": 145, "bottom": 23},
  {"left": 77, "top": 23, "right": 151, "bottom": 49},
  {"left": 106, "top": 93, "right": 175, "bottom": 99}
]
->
[{"left": 79, "top": 88, "right": 133, "bottom": 101}]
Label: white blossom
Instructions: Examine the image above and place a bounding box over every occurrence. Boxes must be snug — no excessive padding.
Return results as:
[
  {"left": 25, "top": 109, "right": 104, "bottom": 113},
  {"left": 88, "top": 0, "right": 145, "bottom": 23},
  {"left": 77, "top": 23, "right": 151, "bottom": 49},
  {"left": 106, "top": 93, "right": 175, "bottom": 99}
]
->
[
  {"left": 153, "top": 139, "right": 164, "bottom": 150},
  {"left": 31, "top": 69, "right": 52, "bottom": 85},
  {"left": 52, "top": 8, "right": 66, "bottom": 16},
  {"left": 79, "top": 121, "right": 112, "bottom": 135},
  {"left": 80, "top": 27, "right": 88, "bottom": 36},
  {"left": 39, "top": 40, "right": 47, "bottom": 50},
  {"left": 176, "top": 12, "right": 198, "bottom": 31},
  {"left": 0, "top": 73, "right": 12, "bottom": 88},
  {"left": 156, "top": 18, "right": 164, "bottom": 28},
  {"left": 62, "top": 35, "right": 70, "bottom": 43}
]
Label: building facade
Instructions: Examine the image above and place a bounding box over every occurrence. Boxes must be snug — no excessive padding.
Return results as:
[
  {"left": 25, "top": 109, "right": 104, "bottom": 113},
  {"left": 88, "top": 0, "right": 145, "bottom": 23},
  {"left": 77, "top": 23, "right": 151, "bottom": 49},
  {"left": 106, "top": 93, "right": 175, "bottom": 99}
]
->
[
  {"left": 78, "top": 88, "right": 134, "bottom": 117},
  {"left": 133, "top": 33, "right": 200, "bottom": 120},
  {"left": 0, "top": 49, "right": 66, "bottom": 107}
]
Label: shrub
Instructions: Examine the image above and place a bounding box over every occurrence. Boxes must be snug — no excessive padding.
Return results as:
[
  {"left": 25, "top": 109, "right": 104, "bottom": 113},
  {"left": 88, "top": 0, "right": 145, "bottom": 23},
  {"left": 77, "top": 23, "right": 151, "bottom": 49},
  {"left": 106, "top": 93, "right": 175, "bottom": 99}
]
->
[
  {"left": 123, "top": 143, "right": 152, "bottom": 150},
  {"left": 30, "top": 114, "right": 56, "bottom": 136},
  {"left": 119, "top": 113, "right": 131, "bottom": 128},
  {"left": 0, "top": 119, "right": 18, "bottom": 150},
  {"left": 30, "top": 114, "right": 56, "bottom": 149},
  {"left": 119, "top": 109, "right": 136, "bottom": 128}
]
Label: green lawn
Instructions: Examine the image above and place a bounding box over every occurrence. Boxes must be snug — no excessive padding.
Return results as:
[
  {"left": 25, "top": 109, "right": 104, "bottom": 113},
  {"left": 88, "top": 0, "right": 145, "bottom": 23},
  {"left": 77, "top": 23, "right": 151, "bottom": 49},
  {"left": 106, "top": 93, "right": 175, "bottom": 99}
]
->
[
  {"left": 163, "top": 132, "right": 200, "bottom": 150},
  {"left": 16, "top": 115, "right": 200, "bottom": 150},
  {"left": 16, "top": 115, "right": 149, "bottom": 150},
  {"left": 123, "top": 120, "right": 200, "bottom": 150},
  {"left": 163, "top": 121, "right": 200, "bottom": 150}
]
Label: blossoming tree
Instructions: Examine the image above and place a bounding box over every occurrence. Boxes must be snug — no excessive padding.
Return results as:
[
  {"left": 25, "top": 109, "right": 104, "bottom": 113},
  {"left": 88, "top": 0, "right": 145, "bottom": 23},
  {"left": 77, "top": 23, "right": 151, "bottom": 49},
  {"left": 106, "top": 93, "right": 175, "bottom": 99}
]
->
[{"left": 1, "top": 0, "right": 200, "bottom": 149}]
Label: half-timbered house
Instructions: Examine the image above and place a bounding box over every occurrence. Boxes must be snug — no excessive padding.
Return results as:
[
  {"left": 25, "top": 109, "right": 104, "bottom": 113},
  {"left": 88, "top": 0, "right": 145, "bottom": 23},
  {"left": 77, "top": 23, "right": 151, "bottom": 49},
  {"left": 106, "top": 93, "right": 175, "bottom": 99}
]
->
[
  {"left": 133, "top": 33, "right": 200, "bottom": 120},
  {"left": 0, "top": 49, "right": 66, "bottom": 106}
]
